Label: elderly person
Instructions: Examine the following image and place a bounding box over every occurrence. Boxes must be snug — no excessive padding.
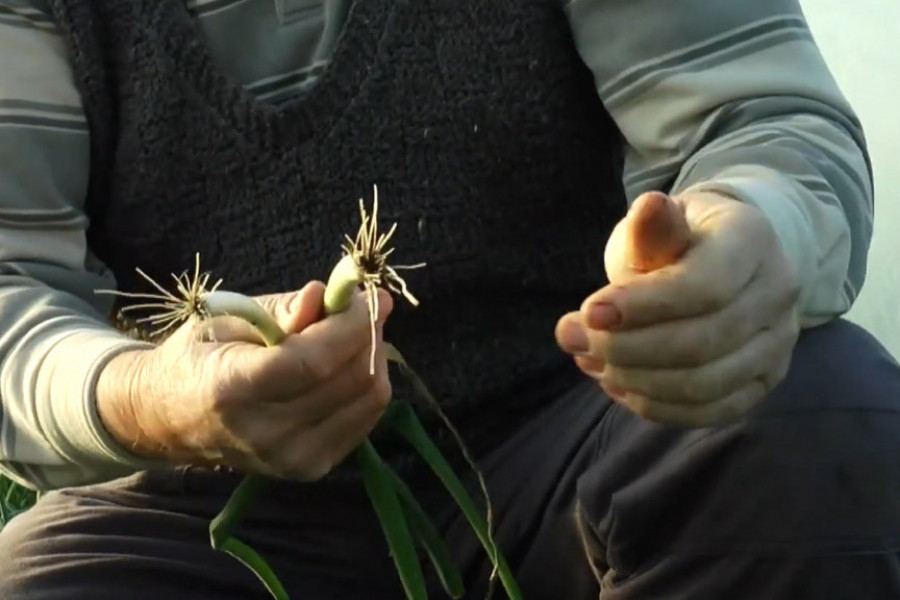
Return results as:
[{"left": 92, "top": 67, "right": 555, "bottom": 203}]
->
[{"left": 0, "top": 1, "right": 898, "bottom": 598}]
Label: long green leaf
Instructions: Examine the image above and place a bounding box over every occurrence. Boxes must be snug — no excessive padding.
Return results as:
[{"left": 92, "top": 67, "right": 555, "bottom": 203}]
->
[
  {"left": 210, "top": 474, "right": 268, "bottom": 547},
  {"left": 209, "top": 475, "right": 290, "bottom": 599},
  {"left": 385, "top": 403, "right": 523, "bottom": 600},
  {"left": 356, "top": 440, "right": 428, "bottom": 600},
  {"left": 385, "top": 466, "right": 465, "bottom": 599},
  {"left": 219, "top": 536, "right": 290, "bottom": 600}
]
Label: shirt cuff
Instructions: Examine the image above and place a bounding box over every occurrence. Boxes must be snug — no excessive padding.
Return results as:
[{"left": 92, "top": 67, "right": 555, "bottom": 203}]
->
[{"left": 41, "top": 327, "right": 160, "bottom": 470}]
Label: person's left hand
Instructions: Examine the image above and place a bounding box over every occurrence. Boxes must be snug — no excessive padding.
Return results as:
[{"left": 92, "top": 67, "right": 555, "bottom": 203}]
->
[{"left": 555, "top": 190, "right": 802, "bottom": 426}]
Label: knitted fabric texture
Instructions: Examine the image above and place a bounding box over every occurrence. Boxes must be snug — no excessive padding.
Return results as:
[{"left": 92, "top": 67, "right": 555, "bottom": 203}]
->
[{"left": 51, "top": 0, "right": 627, "bottom": 458}]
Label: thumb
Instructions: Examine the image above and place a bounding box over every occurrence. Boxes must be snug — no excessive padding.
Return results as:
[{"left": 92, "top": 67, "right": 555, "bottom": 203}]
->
[
  {"left": 605, "top": 191, "right": 692, "bottom": 282},
  {"left": 256, "top": 281, "right": 326, "bottom": 335}
]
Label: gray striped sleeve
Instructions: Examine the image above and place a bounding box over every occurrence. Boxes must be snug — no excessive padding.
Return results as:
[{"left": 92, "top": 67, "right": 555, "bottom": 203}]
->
[
  {"left": 0, "top": 0, "right": 154, "bottom": 490},
  {"left": 0, "top": 0, "right": 55, "bottom": 33},
  {"left": 0, "top": 0, "right": 344, "bottom": 490},
  {"left": 566, "top": 0, "right": 873, "bottom": 325}
]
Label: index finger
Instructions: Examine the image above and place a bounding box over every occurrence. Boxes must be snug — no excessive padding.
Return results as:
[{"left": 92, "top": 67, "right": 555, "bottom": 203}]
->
[{"left": 584, "top": 231, "right": 758, "bottom": 330}]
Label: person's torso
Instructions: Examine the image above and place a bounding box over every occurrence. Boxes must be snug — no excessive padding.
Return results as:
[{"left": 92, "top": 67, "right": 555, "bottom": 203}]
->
[{"left": 51, "top": 0, "right": 626, "bottom": 456}]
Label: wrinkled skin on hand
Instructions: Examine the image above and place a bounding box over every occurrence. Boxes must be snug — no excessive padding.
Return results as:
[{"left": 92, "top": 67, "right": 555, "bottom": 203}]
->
[
  {"left": 556, "top": 191, "right": 801, "bottom": 427},
  {"left": 98, "top": 282, "right": 395, "bottom": 481}
]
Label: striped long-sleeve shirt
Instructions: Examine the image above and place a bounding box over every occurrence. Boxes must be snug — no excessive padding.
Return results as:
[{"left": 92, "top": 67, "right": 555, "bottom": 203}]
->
[{"left": 0, "top": 0, "right": 874, "bottom": 490}]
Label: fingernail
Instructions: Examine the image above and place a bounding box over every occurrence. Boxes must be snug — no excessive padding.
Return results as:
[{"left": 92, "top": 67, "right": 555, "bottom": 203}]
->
[
  {"left": 560, "top": 320, "right": 589, "bottom": 354},
  {"left": 587, "top": 303, "right": 621, "bottom": 330}
]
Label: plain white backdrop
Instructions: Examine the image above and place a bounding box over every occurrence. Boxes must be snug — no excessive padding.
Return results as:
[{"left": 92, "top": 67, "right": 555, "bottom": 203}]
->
[{"left": 801, "top": 1, "right": 899, "bottom": 357}]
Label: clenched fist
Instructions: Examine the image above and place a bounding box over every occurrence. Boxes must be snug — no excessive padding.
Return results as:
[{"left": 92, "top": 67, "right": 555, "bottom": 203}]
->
[{"left": 556, "top": 191, "right": 801, "bottom": 426}]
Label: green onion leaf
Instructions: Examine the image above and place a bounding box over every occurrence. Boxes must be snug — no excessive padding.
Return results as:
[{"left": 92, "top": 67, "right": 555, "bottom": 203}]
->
[
  {"left": 385, "top": 465, "right": 465, "bottom": 599},
  {"left": 356, "top": 440, "right": 428, "bottom": 600}
]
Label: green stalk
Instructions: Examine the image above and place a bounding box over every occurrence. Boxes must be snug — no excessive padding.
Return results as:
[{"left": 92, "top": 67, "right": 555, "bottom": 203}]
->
[
  {"left": 218, "top": 536, "right": 289, "bottom": 600},
  {"left": 209, "top": 474, "right": 267, "bottom": 549},
  {"left": 385, "top": 464, "right": 465, "bottom": 599},
  {"left": 383, "top": 402, "right": 523, "bottom": 600},
  {"left": 206, "top": 257, "right": 429, "bottom": 600},
  {"left": 324, "top": 258, "right": 428, "bottom": 600},
  {"left": 323, "top": 255, "right": 361, "bottom": 315},
  {"left": 202, "top": 291, "right": 287, "bottom": 346},
  {"left": 205, "top": 300, "right": 286, "bottom": 597},
  {"left": 356, "top": 441, "right": 428, "bottom": 600},
  {"left": 202, "top": 199, "right": 519, "bottom": 600}
]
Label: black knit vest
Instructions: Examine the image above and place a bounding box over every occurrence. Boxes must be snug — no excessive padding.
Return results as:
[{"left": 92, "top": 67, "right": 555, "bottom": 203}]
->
[{"left": 51, "top": 0, "right": 626, "bottom": 458}]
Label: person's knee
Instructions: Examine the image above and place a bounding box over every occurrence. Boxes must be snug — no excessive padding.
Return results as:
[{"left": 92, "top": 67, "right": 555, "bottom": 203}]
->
[
  {"left": 0, "top": 500, "right": 49, "bottom": 595},
  {"left": 577, "top": 320, "right": 900, "bottom": 576},
  {"left": 766, "top": 318, "right": 900, "bottom": 414}
]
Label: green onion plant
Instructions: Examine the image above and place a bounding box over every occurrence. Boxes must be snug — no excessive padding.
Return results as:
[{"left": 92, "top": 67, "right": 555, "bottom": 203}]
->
[{"left": 100, "top": 186, "right": 522, "bottom": 600}]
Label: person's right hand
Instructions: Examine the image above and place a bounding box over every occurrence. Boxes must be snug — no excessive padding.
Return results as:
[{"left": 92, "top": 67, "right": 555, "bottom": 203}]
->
[{"left": 97, "top": 281, "right": 394, "bottom": 481}]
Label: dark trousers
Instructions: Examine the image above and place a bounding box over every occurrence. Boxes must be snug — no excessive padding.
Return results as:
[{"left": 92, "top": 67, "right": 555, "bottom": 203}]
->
[{"left": 2, "top": 319, "right": 900, "bottom": 599}]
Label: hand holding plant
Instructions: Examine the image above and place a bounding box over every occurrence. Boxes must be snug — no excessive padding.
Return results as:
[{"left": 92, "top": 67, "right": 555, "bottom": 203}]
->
[
  {"left": 97, "top": 186, "right": 522, "bottom": 600},
  {"left": 97, "top": 282, "right": 394, "bottom": 480}
]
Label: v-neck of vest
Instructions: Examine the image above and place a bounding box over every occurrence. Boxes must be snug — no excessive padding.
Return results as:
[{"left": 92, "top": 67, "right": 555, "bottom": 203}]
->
[{"left": 158, "top": 0, "right": 395, "bottom": 150}]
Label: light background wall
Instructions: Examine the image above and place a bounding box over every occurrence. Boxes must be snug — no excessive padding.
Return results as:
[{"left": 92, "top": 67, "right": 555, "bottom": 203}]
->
[{"left": 799, "top": 1, "right": 899, "bottom": 358}]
